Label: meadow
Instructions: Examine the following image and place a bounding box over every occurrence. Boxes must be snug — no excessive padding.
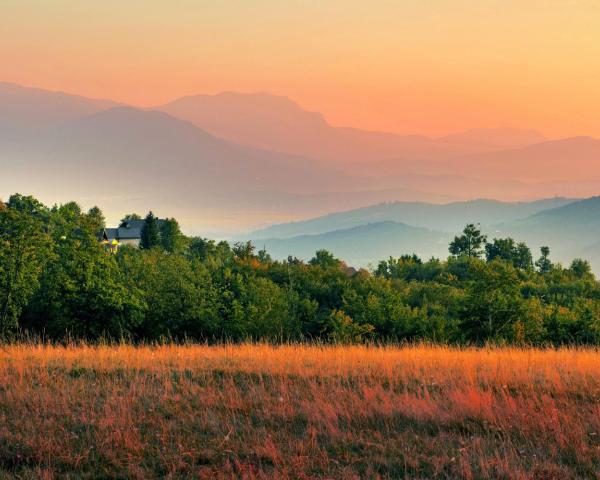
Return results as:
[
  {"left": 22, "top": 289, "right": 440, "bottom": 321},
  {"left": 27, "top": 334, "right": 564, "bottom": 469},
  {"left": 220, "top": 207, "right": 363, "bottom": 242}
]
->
[{"left": 1, "top": 344, "right": 600, "bottom": 479}]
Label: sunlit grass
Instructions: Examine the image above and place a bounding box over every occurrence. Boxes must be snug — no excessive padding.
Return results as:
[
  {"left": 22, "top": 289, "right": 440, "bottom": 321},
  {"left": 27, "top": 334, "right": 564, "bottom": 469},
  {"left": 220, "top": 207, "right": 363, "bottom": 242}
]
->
[{"left": 1, "top": 343, "right": 599, "bottom": 478}]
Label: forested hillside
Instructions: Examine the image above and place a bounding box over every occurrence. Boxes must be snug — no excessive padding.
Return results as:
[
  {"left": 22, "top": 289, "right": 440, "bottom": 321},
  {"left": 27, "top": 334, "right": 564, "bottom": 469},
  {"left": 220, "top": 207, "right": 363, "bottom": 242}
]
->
[{"left": 2, "top": 193, "right": 600, "bottom": 345}]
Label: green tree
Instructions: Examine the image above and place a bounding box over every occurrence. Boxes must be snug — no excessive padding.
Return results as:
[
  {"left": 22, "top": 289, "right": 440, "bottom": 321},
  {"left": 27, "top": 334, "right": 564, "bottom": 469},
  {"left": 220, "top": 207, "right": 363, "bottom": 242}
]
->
[
  {"left": 257, "top": 247, "right": 272, "bottom": 264},
  {"left": 232, "top": 241, "right": 255, "bottom": 259},
  {"left": 485, "top": 238, "right": 533, "bottom": 270},
  {"left": 309, "top": 249, "right": 341, "bottom": 269},
  {"left": 327, "top": 309, "right": 374, "bottom": 344},
  {"left": 27, "top": 205, "right": 145, "bottom": 339},
  {"left": 449, "top": 224, "right": 487, "bottom": 258},
  {"left": 85, "top": 206, "right": 106, "bottom": 236},
  {"left": 140, "top": 211, "right": 160, "bottom": 249},
  {"left": 459, "top": 260, "right": 524, "bottom": 342},
  {"left": 569, "top": 258, "right": 593, "bottom": 280},
  {"left": 0, "top": 202, "right": 51, "bottom": 335},
  {"left": 160, "top": 218, "right": 183, "bottom": 253},
  {"left": 535, "top": 246, "right": 553, "bottom": 274},
  {"left": 118, "top": 248, "right": 220, "bottom": 340}
]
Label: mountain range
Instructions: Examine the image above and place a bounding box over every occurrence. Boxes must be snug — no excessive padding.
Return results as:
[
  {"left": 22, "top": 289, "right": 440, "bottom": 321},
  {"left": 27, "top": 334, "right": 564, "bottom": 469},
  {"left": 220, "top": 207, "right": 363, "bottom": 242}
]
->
[
  {"left": 157, "top": 92, "right": 548, "bottom": 163},
  {"left": 2, "top": 81, "right": 600, "bottom": 239},
  {"left": 249, "top": 197, "right": 600, "bottom": 272},
  {"left": 247, "top": 198, "right": 575, "bottom": 239}
]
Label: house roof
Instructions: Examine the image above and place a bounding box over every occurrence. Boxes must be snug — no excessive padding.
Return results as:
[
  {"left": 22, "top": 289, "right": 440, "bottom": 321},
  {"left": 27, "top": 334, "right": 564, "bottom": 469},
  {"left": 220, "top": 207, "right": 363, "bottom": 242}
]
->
[
  {"left": 117, "top": 227, "right": 143, "bottom": 239},
  {"left": 102, "top": 219, "right": 167, "bottom": 242}
]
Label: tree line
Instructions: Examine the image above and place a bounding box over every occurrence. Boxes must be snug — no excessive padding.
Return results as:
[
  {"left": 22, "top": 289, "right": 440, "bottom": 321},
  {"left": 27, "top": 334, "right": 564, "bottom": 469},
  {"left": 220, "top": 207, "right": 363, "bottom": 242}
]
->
[{"left": 2, "top": 193, "right": 600, "bottom": 344}]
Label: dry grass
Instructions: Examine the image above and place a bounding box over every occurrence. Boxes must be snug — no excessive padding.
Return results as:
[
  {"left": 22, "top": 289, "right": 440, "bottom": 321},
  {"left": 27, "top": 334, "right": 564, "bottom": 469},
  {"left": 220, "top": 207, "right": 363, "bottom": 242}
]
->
[{"left": 1, "top": 343, "right": 600, "bottom": 479}]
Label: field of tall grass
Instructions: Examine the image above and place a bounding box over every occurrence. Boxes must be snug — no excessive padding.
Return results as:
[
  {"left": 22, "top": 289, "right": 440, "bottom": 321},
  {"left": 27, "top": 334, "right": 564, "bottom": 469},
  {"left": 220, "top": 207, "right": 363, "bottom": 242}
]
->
[{"left": 1, "top": 343, "right": 600, "bottom": 479}]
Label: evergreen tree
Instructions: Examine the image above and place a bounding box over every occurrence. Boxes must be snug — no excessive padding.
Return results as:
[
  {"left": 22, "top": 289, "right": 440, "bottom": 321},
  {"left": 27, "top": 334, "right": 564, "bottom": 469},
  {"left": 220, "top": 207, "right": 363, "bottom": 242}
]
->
[
  {"left": 140, "top": 212, "right": 160, "bottom": 249},
  {"left": 449, "top": 224, "right": 487, "bottom": 258},
  {"left": 485, "top": 238, "right": 533, "bottom": 270},
  {"left": 535, "top": 246, "right": 553, "bottom": 274}
]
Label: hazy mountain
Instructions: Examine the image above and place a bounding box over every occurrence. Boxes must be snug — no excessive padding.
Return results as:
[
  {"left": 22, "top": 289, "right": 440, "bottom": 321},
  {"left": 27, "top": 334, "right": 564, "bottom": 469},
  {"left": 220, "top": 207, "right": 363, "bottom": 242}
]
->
[
  {"left": 438, "top": 127, "right": 547, "bottom": 150},
  {"left": 1, "top": 105, "right": 462, "bottom": 233},
  {"left": 255, "top": 221, "right": 450, "bottom": 267},
  {"left": 497, "top": 197, "right": 600, "bottom": 266},
  {"left": 1, "top": 106, "right": 373, "bottom": 232},
  {"left": 157, "top": 92, "right": 546, "bottom": 163},
  {"left": 2, "top": 82, "right": 597, "bottom": 236},
  {"left": 448, "top": 137, "right": 600, "bottom": 183},
  {"left": 248, "top": 198, "right": 575, "bottom": 239},
  {"left": 0, "top": 82, "right": 118, "bottom": 133},
  {"left": 254, "top": 197, "right": 600, "bottom": 270}
]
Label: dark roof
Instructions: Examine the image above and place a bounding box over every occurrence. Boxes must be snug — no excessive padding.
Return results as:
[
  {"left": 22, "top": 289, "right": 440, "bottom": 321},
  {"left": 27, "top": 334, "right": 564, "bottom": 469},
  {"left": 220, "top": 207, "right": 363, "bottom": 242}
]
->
[
  {"left": 102, "top": 228, "right": 119, "bottom": 241},
  {"left": 103, "top": 227, "right": 141, "bottom": 241},
  {"left": 117, "top": 227, "right": 142, "bottom": 239},
  {"left": 103, "top": 218, "right": 167, "bottom": 242}
]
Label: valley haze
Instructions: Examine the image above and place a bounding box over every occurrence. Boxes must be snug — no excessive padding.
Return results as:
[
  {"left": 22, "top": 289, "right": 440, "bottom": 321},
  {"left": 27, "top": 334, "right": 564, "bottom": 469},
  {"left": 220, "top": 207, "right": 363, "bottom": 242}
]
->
[{"left": 3, "top": 81, "right": 600, "bottom": 269}]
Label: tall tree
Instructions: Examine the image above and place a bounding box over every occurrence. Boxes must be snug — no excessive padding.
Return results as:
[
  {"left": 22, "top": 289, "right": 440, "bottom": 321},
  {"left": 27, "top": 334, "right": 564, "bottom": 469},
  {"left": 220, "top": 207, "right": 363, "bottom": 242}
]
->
[
  {"left": 570, "top": 258, "right": 593, "bottom": 279},
  {"left": 449, "top": 224, "right": 487, "bottom": 258},
  {"left": 535, "top": 246, "right": 553, "bottom": 274},
  {"left": 309, "top": 250, "right": 341, "bottom": 269},
  {"left": 140, "top": 212, "right": 160, "bottom": 250},
  {"left": 159, "top": 218, "right": 183, "bottom": 253},
  {"left": 459, "top": 260, "right": 524, "bottom": 342},
  {"left": 485, "top": 237, "right": 533, "bottom": 270},
  {"left": 85, "top": 206, "right": 106, "bottom": 236},
  {"left": 0, "top": 199, "right": 51, "bottom": 335}
]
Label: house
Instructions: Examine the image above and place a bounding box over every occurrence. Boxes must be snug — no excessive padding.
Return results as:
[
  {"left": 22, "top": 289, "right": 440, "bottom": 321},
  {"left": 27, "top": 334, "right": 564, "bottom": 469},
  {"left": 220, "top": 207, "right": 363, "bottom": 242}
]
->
[{"left": 100, "top": 219, "right": 166, "bottom": 249}]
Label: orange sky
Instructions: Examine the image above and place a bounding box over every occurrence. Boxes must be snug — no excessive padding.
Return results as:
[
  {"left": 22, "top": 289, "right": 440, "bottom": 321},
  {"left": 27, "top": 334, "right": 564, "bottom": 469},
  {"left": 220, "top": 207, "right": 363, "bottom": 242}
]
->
[{"left": 2, "top": 0, "right": 600, "bottom": 137}]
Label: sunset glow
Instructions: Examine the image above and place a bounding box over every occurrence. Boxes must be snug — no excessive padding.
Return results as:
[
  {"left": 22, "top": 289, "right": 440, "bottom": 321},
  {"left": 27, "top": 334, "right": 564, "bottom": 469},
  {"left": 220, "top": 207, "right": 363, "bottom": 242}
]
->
[{"left": 3, "top": 0, "right": 600, "bottom": 137}]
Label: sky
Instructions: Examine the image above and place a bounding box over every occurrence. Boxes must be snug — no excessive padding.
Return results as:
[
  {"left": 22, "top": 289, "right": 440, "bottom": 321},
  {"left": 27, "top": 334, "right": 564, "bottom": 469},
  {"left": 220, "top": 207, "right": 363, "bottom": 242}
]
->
[{"left": 1, "top": 0, "right": 600, "bottom": 137}]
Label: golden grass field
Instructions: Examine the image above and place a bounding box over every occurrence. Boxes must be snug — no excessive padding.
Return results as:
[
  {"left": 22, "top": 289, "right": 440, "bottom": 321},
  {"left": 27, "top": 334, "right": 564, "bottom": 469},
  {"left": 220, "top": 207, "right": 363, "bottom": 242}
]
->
[{"left": 1, "top": 344, "right": 600, "bottom": 479}]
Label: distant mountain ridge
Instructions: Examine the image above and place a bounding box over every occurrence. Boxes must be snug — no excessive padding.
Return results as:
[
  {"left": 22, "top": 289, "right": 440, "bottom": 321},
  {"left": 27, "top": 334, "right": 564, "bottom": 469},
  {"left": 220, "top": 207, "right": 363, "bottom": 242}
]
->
[
  {"left": 498, "top": 196, "right": 600, "bottom": 254},
  {"left": 0, "top": 82, "right": 118, "bottom": 132},
  {"left": 438, "top": 127, "right": 547, "bottom": 150},
  {"left": 2, "top": 105, "right": 365, "bottom": 233},
  {"left": 256, "top": 221, "right": 450, "bottom": 267},
  {"left": 156, "top": 91, "right": 548, "bottom": 163},
  {"left": 248, "top": 198, "right": 576, "bottom": 239},
  {"left": 252, "top": 196, "right": 600, "bottom": 271},
  {"left": 2, "top": 81, "right": 599, "bottom": 235}
]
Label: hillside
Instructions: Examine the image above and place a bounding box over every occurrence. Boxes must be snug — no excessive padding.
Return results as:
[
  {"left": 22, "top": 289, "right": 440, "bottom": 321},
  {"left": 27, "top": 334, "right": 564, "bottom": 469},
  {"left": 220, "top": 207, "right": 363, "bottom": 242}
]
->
[
  {"left": 249, "top": 198, "right": 576, "bottom": 239},
  {"left": 255, "top": 221, "right": 450, "bottom": 267},
  {"left": 0, "top": 82, "right": 118, "bottom": 133},
  {"left": 497, "top": 196, "right": 600, "bottom": 267}
]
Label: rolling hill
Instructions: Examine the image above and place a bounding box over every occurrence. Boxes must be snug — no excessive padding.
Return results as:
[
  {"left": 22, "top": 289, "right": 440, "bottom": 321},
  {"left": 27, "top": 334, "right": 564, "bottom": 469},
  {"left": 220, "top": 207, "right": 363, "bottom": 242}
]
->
[
  {"left": 248, "top": 198, "right": 576, "bottom": 239},
  {"left": 497, "top": 196, "right": 600, "bottom": 268},
  {"left": 253, "top": 197, "right": 600, "bottom": 270},
  {"left": 255, "top": 221, "right": 450, "bottom": 267}
]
